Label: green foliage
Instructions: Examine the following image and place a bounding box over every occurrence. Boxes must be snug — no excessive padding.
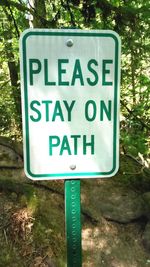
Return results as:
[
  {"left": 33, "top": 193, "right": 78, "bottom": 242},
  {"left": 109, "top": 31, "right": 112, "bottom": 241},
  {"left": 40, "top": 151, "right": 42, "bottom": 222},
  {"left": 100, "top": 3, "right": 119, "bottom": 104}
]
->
[
  {"left": 0, "top": 84, "right": 18, "bottom": 137},
  {"left": 0, "top": 179, "right": 34, "bottom": 199},
  {"left": 0, "top": 0, "right": 149, "bottom": 161},
  {"left": 0, "top": 245, "right": 25, "bottom": 267}
]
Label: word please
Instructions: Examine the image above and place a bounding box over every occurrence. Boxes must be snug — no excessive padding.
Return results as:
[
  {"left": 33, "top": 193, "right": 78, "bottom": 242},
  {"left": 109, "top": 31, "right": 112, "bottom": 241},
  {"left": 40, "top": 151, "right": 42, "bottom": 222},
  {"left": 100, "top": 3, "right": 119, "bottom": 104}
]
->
[{"left": 29, "top": 58, "right": 113, "bottom": 86}]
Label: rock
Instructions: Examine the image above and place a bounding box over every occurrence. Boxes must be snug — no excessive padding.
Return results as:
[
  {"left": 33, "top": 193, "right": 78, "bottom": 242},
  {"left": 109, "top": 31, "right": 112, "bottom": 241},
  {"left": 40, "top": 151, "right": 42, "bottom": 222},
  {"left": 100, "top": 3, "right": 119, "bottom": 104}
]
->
[
  {"left": 12, "top": 140, "right": 23, "bottom": 158},
  {"left": 0, "top": 144, "right": 23, "bottom": 168},
  {"left": 20, "top": 195, "right": 28, "bottom": 207},
  {"left": 82, "top": 180, "right": 145, "bottom": 223},
  {"left": 0, "top": 136, "right": 23, "bottom": 156},
  {"left": 142, "top": 222, "right": 150, "bottom": 252},
  {"left": 142, "top": 192, "right": 150, "bottom": 219},
  {"left": 99, "top": 191, "right": 145, "bottom": 223},
  {"left": 0, "top": 136, "right": 23, "bottom": 168},
  {"left": 45, "top": 257, "right": 56, "bottom": 267},
  {"left": 10, "top": 192, "right": 18, "bottom": 201}
]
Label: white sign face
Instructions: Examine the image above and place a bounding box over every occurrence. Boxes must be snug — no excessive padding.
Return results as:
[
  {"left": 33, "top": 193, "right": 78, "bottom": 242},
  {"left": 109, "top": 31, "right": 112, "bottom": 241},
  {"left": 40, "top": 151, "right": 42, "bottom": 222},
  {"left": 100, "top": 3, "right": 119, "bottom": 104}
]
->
[{"left": 20, "top": 29, "right": 121, "bottom": 180}]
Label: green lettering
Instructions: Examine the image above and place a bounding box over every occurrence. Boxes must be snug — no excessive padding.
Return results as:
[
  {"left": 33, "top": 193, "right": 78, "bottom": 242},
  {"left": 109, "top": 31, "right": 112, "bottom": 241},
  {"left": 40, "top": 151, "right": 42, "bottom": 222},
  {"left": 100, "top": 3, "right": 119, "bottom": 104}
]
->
[
  {"left": 29, "top": 59, "right": 41, "bottom": 85},
  {"left": 100, "top": 100, "right": 112, "bottom": 121},
  {"left": 49, "top": 136, "right": 60, "bottom": 155},
  {"left": 30, "top": 100, "right": 41, "bottom": 122},
  {"left": 58, "top": 59, "right": 69, "bottom": 86},
  {"left": 85, "top": 100, "right": 97, "bottom": 121},
  {"left": 42, "top": 100, "right": 52, "bottom": 121},
  {"left": 83, "top": 135, "right": 94, "bottom": 155},
  {"left": 87, "top": 59, "right": 98, "bottom": 86},
  {"left": 52, "top": 101, "right": 64, "bottom": 121},
  {"left": 71, "top": 59, "right": 84, "bottom": 86},
  {"left": 60, "top": 136, "right": 71, "bottom": 155},
  {"left": 63, "top": 100, "right": 76, "bottom": 121},
  {"left": 102, "top": 60, "right": 113, "bottom": 86},
  {"left": 71, "top": 135, "right": 81, "bottom": 155},
  {"left": 44, "top": 59, "right": 56, "bottom": 86}
]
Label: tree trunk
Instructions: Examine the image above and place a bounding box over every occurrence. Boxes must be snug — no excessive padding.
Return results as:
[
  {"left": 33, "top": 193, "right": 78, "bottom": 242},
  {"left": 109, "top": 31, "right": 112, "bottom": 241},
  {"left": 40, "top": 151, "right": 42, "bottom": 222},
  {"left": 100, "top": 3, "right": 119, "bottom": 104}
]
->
[
  {"left": 3, "top": 7, "right": 22, "bottom": 130},
  {"left": 131, "top": 48, "right": 136, "bottom": 105},
  {"left": 28, "top": 0, "right": 47, "bottom": 28}
]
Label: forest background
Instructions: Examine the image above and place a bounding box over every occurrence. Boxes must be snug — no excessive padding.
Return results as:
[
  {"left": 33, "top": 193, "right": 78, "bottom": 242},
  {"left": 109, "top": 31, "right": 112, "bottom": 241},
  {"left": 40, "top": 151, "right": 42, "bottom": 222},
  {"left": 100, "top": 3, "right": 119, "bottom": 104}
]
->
[
  {"left": 0, "top": 1, "right": 150, "bottom": 267},
  {"left": 0, "top": 0, "right": 149, "bottom": 166}
]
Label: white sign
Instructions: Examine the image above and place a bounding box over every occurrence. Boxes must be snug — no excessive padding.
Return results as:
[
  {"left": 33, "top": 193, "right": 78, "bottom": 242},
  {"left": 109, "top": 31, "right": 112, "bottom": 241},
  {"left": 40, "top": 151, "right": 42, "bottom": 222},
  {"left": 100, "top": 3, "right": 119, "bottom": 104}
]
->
[{"left": 20, "top": 29, "right": 121, "bottom": 180}]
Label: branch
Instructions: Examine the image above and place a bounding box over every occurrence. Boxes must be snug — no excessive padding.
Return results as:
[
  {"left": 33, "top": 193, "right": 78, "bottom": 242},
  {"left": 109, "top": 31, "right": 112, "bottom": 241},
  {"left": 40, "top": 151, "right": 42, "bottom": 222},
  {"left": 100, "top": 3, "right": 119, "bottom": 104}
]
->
[
  {"left": 121, "top": 100, "right": 150, "bottom": 130},
  {"left": 96, "top": 0, "right": 150, "bottom": 15},
  {"left": 0, "top": 0, "right": 56, "bottom": 28},
  {"left": 0, "top": 79, "right": 10, "bottom": 90},
  {"left": 0, "top": 136, "right": 23, "bottom": 159},
  {"left": 8, "top": 5, "right": 20, "bottom": 37},
  {"left": 25, "top": 181, "right": 64, "bottom": 196},
  {"left": 60, "top": 0, "right": 76, "bottom": 27},
  {"left": 0, "top": 0, "right": 31, "bottom": 14},
  {"left": 66, "top": 0, "right": 76, "bottom": 27},
  {"left": 125, "top": 154, "right": 150, "bottom": 175}
]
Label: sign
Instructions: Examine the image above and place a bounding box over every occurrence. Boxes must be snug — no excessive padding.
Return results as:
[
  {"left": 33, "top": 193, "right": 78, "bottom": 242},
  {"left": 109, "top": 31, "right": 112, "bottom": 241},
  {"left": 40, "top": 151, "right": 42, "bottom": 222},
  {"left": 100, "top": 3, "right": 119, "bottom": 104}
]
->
[{"left": 20, "top": 29, "right": 121, "bottom": 180}]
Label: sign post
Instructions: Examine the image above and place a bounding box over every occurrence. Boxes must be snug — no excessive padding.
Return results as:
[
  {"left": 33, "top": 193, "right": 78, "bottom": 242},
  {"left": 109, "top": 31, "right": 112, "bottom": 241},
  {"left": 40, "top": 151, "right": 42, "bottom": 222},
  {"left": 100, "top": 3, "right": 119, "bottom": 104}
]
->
[
  {"left": 20, "top": 29, "right": 121, "bottom": 266},
  {"left": 65, "top": 180, "right": 81, "bottom": 267}
]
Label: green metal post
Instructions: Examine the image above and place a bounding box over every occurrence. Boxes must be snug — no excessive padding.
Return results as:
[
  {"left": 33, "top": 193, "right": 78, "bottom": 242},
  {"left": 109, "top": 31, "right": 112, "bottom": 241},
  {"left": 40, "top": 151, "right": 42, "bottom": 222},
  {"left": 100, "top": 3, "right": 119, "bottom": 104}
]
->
[{"left": 65, "top": 179, "right": 82, "bottom": 267}]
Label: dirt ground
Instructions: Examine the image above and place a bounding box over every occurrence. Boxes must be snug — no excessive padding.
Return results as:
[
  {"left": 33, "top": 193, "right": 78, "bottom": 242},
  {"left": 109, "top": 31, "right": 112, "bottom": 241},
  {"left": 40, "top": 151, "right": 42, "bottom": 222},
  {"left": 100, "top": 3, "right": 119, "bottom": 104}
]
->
[{"left": 0, "top": 154, "right": 150, "bottom": 267}]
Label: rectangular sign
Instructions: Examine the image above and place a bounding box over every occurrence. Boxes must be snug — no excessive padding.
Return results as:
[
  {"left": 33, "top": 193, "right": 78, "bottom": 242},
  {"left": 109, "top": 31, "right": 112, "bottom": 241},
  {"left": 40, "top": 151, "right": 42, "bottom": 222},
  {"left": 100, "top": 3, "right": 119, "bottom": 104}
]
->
[{"left": 20, "top": 29, "right": 121, "bottom": 180}]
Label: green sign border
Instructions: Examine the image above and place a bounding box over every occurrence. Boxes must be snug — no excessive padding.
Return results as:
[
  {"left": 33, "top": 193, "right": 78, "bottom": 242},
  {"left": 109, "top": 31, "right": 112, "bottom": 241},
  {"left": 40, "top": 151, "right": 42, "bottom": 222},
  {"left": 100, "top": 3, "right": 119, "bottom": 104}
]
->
[{"left": 21, "top": 30, "right": 120, "bottom": 179}]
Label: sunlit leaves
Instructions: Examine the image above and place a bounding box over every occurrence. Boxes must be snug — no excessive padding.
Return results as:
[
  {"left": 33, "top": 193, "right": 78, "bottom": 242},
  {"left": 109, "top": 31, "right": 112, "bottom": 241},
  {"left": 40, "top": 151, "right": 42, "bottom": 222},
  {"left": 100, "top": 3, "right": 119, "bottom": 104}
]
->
[{"left": 0, "top": 0, "right": 149, "bottom": 158}]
